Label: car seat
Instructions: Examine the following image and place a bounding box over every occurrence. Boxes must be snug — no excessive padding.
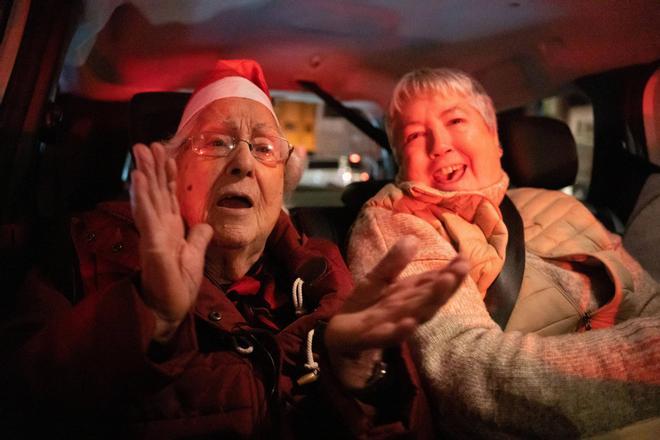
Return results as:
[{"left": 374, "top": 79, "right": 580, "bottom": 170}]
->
[
  {"left": 130, "top": 92, "right": 190, "bottom": 145},
  {"left": 623, "top": 173, "right": 660, "bottom": 280},
  {"left": 498, "top": 114, "right": 624, "bottom": 233},
  {"left": 498, "top": 115, "right": 578, "bottom": 190}
]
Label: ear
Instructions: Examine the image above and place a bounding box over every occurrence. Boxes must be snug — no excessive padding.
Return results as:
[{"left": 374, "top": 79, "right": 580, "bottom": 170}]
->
[
  {"left": 498, "top": 144, "right": 503, "bottom": 158},
  {"left": 283, "top": 146, "right": 307, "bottom": 194}
]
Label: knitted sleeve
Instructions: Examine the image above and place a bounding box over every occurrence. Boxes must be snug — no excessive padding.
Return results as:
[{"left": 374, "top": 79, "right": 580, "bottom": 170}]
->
[
  {"left": 348, "top": 205, "right": 660, "bottom": 438},
  {"left": 347, "top": 206, "right": 457, "bottom": 281},
  {"left": 412, "top": 277, "right": 660, "bottom": 438}
]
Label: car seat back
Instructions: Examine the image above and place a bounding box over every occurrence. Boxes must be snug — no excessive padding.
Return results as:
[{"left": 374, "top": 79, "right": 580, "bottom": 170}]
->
[
  {"left": 498, "top": 115, "right": 578, "bottom": 189},
  {"left": 498, "top": 115, "right": 623, "bottom": 233},
  {"left": 623, "top": 173, "right": 660, "bottom": 280}
]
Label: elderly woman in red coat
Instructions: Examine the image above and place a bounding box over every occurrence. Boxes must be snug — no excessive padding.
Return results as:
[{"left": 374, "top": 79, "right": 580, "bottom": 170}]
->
[{"left": 1, "top": 60, "right": 468, "bottom": 439}]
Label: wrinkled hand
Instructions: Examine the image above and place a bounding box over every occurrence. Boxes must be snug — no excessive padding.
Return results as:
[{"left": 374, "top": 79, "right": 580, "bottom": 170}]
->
[
  {"left": 130, "top": 143, "right": 213, "bottom": 343},
  {"left": 324, "top": 236, "right": 468, "bottom": 389}
]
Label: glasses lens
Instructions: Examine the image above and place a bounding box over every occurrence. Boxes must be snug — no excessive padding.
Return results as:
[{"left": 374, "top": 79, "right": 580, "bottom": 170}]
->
[
  {"left": 191, "top": 133, "right": 290, "bottom": 163},
  {"left": 192, "top": 133, "right": 234, "bottom": 157},
  {"left": 251, "top": 136, "right": 290, "bottom": 163}
]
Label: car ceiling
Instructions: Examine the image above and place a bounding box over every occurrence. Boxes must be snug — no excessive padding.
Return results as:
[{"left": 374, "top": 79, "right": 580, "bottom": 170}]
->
[{"left": 59, "top": 0, "right": 660, "bottom": 110}]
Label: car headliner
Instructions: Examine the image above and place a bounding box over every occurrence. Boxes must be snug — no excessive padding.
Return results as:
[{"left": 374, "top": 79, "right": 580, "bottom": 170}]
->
[{"left": 58, "top": 0, "right": 660, "bottom": 110}]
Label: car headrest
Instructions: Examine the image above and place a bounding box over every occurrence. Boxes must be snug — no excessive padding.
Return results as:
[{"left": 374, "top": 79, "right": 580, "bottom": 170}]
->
[
  {"left": 499, "top": 115, "right": 578, "bottom": 190},
  {"left": 342, "top": 179, "right": 390, "bottom": 211},
  {"left": 130, "top": 92, "right": 190, "bottom": 145}
]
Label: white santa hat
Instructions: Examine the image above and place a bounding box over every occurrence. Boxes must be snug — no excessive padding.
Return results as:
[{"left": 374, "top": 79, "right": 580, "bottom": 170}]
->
[{"left": 178, "top": 59, "right": 277, "bottom": 131}]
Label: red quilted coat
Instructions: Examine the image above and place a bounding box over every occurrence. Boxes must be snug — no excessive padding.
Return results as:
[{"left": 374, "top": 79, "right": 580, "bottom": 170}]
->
[{"left": 1, "top": 202, "right": 431, "bottom": 439}]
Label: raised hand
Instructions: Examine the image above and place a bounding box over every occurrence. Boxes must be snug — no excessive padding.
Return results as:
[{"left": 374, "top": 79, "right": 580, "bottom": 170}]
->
[
  {"left": 324, "top": 236, "right": 468, "bottom": 388},
  {"left": 130, "top": 142, "right": 213, "bottom": 343}
]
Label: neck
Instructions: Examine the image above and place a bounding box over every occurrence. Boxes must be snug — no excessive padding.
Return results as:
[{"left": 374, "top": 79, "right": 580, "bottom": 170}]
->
[
  {"left": 204, "top": 241, "right": 265, "bottom": 283},
  {"left": 399, "top": 171, "right": 509, "bottom": 207}
]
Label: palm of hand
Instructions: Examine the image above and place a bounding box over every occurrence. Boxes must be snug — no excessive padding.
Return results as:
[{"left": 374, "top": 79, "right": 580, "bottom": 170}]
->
[
  {"left": 130, "top": 143, "right": 213, "bottom": 340},
  {"left": 138, "top": 204, "right": 199, "bottom": 323},
  {"left": 326, "top": 237, "right": 469, "bottom": 355}
]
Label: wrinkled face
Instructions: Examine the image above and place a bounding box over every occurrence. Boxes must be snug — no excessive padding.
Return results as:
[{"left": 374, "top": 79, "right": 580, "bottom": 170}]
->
[
  {"left": 393, "top": 92, "right": 503, "bottom": 191},
  {"left": 176, "top": 97, "right": 284, "bottom": 249}
]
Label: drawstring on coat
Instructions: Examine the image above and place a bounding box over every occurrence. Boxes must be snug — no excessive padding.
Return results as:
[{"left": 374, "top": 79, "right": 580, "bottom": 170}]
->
[{"left": 292, "top": 277, "right": 320, "bottom": 385}]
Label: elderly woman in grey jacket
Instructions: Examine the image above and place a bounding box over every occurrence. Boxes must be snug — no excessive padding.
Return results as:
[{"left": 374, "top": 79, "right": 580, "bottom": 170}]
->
[{"left": 348, "top": 67, "right": 660, "bottom": 438}]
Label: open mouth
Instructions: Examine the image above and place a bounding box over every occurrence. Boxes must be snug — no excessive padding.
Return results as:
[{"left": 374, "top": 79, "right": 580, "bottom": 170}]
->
[
  {"left": 433, "top": 164, "right": 467, "bottom": 184},
  {"left": 216, "top": 194, "right": 254, "bottom": 209}
]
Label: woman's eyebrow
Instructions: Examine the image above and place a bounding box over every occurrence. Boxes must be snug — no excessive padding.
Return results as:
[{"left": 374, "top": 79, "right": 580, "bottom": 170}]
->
[
  {"left": 401, "top": 120, "right": 424, "bottom": 129},
  {"left": 198, "top": 119, "right": 280, "bottom": 135},
  {"left": 252, "top": 122, "right": 269, "bottom": 129},
  {"left": 251, "top": 123, "right": 284, "bottom": 137},
  {"left": 197, "top": 119, "right": 236, "bottom": 132},
  {"left": 252, "top": 122, "right": 280, "bottom": 133},
  {"left": 440, "top": 105, "right": 465, "bottom": 117}
]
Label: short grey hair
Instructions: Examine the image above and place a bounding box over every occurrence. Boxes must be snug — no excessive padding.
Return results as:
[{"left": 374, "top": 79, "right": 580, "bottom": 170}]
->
[{"left": 386, "top": 68, "right": 497, "bottom": 159}]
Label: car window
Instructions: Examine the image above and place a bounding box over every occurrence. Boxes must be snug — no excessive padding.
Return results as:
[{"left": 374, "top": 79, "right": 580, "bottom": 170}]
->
[
  {"left": 272, "top": 91, "right": 392, "bottom": 207},
  {"left": 522, "top": 88, "right": 593, "bottom": 200}
]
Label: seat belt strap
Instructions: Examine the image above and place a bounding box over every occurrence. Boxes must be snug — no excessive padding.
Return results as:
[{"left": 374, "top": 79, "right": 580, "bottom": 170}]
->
[{"left": 484, "top": 194, "right": 526, "bottom": 329}]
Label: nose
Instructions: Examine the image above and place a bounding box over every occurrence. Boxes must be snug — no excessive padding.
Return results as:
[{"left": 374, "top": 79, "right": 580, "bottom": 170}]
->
[
  {"left": 226, "top": 140, "right": 255, "bottom": 178},
  {"left": 428, "top": 128, "right": 453, "bottom": 158}
]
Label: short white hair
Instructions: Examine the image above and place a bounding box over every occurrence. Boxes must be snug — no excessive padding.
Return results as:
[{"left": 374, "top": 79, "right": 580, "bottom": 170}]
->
[{"left": 386, "top": 68, "right": 497, "bottom": 160}]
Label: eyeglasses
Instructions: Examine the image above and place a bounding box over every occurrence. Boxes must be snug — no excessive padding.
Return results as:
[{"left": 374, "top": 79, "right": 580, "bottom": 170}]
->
[{"left": 188, "top": 132, "right": 293, "bottom": 165}]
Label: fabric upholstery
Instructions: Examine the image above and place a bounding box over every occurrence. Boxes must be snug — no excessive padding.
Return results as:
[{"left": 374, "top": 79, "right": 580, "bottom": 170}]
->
[
  {"left": 130, "top": 92, "right": 189, "bottom": 145},
  {"left": 624, "top": 173, "right": 660, "bottom": 280},
  {"left": 499, "top": 115, "right": 578, "bottom": 189}
]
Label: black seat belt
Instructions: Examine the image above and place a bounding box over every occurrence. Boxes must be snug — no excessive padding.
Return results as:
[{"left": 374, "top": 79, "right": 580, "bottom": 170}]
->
[{"left": 484, "top": 194, "right": 526, "bottom": 329}]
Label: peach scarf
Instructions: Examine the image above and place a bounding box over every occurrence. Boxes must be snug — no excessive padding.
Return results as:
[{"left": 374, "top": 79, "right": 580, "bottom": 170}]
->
[{"left": 367, "top": 173, "right": 510, "bottom": 294}]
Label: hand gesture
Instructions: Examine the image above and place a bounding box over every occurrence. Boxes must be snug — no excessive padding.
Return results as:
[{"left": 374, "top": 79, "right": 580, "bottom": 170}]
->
[
  {"left": 326, "top": 236, "right": 468, "bottom": 355},
  {"left": 130, "top": 143, "right": 213, "bottom": 342}
]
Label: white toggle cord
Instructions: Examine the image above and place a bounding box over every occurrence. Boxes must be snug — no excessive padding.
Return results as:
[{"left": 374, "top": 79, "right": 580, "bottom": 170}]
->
[
  {"left": 292, "top": 277, "right": 304, "bottom": 315},
  {"left": 304, "top": 329, "right": 319, "bottom": 371},
  {"left": 291, "top": 277, "right": 319, "bottom": 372}
]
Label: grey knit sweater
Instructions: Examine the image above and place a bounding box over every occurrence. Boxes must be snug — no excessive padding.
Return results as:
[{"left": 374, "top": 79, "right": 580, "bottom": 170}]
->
[{"left": 348, "top": 190, "right": 660, "bottom": 438}]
